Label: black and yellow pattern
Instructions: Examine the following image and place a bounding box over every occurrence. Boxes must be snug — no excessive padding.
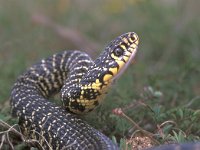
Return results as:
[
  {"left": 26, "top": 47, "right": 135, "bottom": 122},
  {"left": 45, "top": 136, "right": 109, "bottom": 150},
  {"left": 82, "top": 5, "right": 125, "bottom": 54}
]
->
[
  {"left": 61, "top": 32, "right": 139, "bottom": 114},
  {"left": 11, "top": 32, "right": 139, "bottom": 150}
]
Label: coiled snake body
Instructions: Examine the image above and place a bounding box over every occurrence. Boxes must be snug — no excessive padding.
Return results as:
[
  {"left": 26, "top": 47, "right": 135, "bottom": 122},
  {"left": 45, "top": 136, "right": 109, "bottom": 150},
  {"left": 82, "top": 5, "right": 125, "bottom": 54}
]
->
[{"left": 11, "top": 32, "right": 139, "bottom": 150}]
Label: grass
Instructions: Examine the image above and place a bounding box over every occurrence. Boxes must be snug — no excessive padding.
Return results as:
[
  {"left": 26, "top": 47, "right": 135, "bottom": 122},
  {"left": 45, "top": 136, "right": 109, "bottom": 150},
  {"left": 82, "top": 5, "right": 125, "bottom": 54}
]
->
[{"left": 0, "top": 0, "right": 200, "bottom": 149}]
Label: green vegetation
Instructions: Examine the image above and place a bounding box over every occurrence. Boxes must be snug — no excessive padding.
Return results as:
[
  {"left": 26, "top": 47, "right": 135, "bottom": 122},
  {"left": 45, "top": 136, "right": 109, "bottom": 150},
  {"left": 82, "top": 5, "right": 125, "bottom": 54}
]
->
[{"left": 0, "top": 0, "right": 199, "bottom": 149}]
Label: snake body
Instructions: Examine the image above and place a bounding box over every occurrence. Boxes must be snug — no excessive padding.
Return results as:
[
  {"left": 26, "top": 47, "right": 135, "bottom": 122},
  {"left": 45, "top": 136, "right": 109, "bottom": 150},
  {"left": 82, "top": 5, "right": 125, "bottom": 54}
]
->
[{"left": 11, "top": 32, "right": 139, "bottom": 149}]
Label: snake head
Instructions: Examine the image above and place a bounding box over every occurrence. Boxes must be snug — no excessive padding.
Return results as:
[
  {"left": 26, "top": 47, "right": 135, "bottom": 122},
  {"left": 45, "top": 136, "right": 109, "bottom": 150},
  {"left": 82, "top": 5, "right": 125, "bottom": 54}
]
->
[
  {"left": 85, "top": 32, "right": 139, "bottom": 85},
  {"left": 104, "top": 32, "right": 139, "bottom": 81}
]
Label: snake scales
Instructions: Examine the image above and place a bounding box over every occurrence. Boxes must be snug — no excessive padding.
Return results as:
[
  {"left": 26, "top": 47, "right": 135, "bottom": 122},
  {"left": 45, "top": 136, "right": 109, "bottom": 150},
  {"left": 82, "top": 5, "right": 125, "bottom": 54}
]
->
[
  {"left": 10, "top": 32, "right": 200, "bottom": 150},
  {"left": 11, "top": 32, "right": 139, "bottom": 150}
]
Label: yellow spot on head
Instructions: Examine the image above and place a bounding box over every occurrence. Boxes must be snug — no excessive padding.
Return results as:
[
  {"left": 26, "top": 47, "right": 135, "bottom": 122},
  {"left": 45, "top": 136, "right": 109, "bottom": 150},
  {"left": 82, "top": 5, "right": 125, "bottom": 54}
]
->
[
  {"left": 135, "top": 40, "right": 139, "bottom": 45},
  {"left": 116, "top": 59, "right": 125, "bottom": 69},
  {"left": 120, "top": 44, "right": 126, "bottom": 50},
  {"left": 123, "top": 55, "right": 129, "bottom": 62},
  {"left": 128, "top": 37, "right": 134, "bottom": 43},
  {"left": 130, "top": 43, "right": 137, "bottom": 50},
  {"left": 123, "top": 37, "right": 129, "bottom": 44},
  {"left": 111, "top": 53, "right": 119, "bottom": 60}
]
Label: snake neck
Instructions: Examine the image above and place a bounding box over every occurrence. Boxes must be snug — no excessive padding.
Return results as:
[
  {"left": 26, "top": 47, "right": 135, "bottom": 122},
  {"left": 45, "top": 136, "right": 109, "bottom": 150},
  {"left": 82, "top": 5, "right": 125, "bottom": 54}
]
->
[{"left": 61, "top": 58, "right": 113, "bottom": 114}]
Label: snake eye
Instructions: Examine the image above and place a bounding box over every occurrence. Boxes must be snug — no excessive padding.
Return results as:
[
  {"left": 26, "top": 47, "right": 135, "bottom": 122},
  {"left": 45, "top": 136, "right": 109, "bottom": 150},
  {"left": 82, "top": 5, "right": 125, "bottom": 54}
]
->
[{"left": 113, "top": 47, "right": 124, "bottom": 57}]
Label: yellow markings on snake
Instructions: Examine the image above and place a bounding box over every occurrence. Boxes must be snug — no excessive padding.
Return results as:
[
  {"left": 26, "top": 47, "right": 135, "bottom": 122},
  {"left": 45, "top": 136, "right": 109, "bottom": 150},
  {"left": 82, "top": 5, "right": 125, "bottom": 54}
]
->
[
  {"left": 111, "top": 53, "right": 119, "bottom": 60},
  {"left": 130, "top": 43, "right": 137, "bottom": 49},
  {"left": 70, "top": 99, "right": 75, "bottom": 102},
  {"left": 135, "top": 39, "right": 139, "bottom": 45},
  {"left": 77, "top": 99, "right": 96, "bottom": 106},
  {"left": 123, "top": 55, "right": 129, "bottom": 62},
  {"left": 116, "top": 59, "right": 125, "bottom": 69},
  {"left": 80, "top": 95, "right": 83, "bottom": 99},
  {"left": 81, "top": 81, "right": 102, "bottom": 91},
  {"left": 82, "top": 85, "right": 91, "bottom": 90},
  {"left": 109, "top": 67, "right": 118, "bottom": 76},
  {"left": 120, "top": 44, "right": 126, "bottom": 50},
  {"left": 91, "top": 79, "right": 102, "bottom": 90},
  {"left": 95, "top": 79, "right": 100, "bottom": 84},
  {"left": 123, "top": 37, "right": 129, "bottom": 45},
  {"left": 81, "top": 90, "right": 84, "bottom": 95},
  {"left": 128, "top": 37, "right": 134, "bottom": 43},
  {"left": 103, "top": 74, "right": 113, "bottom": 82}
]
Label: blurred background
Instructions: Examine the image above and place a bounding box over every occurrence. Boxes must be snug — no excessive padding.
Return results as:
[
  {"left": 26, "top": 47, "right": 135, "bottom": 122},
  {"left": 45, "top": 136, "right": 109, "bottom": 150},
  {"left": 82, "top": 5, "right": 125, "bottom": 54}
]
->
[{"left": 0, "top": 0, "right": 199, "bottom": 149}]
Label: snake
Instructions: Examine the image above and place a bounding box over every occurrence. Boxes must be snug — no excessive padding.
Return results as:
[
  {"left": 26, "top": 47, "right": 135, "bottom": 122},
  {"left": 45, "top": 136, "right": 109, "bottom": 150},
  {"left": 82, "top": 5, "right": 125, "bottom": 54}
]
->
[
  {"left": 10, "top": 32, "right": 139, "bottom": 150},
  {"left": 10, "top": 31, "right": 200, "bottom": 150}
]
